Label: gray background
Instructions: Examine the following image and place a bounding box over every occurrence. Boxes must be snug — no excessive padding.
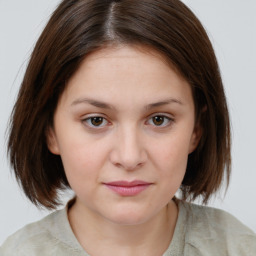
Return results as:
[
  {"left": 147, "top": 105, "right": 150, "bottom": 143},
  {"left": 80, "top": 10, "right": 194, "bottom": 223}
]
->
[{"left": 1, "top": 0, "right": 255, "bottom": 244}]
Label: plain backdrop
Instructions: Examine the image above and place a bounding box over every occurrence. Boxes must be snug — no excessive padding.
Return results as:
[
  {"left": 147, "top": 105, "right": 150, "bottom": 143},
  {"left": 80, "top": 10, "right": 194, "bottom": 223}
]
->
[{"left": 0, "top": 0, "right": 255, "bottom": 245}]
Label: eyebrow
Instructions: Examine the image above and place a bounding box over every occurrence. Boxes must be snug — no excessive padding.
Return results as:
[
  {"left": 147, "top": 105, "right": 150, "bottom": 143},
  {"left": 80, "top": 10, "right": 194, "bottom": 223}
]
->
[
  {"left": 145, "top": 98, "right": 183, "bottom": 110},
  {"left": 71, "top": 97, "right": 183, "bottom": 110},
  {"left": 71, "top": 98, "right": 115, "bottom": 109}
]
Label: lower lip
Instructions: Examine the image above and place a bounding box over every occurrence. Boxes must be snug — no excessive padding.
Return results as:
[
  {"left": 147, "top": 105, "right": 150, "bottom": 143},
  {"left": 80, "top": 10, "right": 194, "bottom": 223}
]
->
[{"left": 104, "top": 184, "right": 151, "bottom": 196}]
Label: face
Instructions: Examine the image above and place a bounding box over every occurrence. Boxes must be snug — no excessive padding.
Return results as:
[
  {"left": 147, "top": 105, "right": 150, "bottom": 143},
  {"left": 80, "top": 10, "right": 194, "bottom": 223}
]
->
[{"left": 48, "top": 45, "right": 201, "bottom": 225}]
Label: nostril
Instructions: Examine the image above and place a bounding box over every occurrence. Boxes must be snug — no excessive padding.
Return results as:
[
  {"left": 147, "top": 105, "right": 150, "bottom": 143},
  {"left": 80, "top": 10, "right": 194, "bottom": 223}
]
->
[
  {"left": 109, "top": 130, "right": 148, "bottom": 171},
  {"left": 114, "top": 162, "right": 122, "bottom": 168},
  {"left": 112, "top": 160, "right": 146, "bottom": 172}
]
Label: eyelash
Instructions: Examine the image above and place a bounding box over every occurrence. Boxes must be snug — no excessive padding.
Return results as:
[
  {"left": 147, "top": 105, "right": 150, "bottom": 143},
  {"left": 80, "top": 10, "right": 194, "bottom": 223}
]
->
[
  {"left": 82, "top": 116, "right": 109, "bottom": 128},
  {"left": 82, "top": 114, "right": 174, "bottom": 129}
]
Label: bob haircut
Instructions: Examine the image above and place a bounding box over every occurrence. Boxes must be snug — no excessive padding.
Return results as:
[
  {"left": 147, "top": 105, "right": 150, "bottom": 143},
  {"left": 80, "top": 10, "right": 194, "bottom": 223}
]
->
[{"left": 8, "top": 0, "right": 231, "bottom": 209}]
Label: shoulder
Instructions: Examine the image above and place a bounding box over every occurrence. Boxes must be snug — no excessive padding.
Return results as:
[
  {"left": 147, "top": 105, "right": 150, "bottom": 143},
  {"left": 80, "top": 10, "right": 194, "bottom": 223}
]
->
[
  {"left": 181, "top": 202, "right": 256, "bottom": 256},
  {"left": 0, "top": 208, "right": 84, "bottom": 256}
]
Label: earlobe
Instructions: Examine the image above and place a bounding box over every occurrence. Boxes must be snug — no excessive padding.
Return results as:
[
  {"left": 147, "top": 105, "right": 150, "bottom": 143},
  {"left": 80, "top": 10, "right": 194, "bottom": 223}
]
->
[
  {"left": 46, "top": 127, "right": 60, "bottom": 155},
  {"left": 189, "top": 125, "right": 202, "bottom": 154}
]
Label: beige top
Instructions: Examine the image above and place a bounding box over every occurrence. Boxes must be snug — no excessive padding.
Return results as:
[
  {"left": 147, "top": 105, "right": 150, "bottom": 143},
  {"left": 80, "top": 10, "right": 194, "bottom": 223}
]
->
[{"left": 1, "top": 201, "right": 256, "bottom": 256}]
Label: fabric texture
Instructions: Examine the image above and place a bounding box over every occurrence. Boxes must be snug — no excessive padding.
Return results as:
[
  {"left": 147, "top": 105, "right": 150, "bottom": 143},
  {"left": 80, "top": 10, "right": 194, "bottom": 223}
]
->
[{"left": 1, "top": 201, "right": 256, "bottom": 256}]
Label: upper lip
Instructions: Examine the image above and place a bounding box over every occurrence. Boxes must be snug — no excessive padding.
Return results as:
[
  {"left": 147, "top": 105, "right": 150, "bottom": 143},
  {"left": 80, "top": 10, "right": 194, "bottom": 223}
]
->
[{"left": 103, "top": 180, "right": 152, "bottom": 187}]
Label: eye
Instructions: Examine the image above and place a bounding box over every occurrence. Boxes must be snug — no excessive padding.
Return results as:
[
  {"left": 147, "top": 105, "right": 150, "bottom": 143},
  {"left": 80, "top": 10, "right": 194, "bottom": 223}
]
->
[
  {"left": 83, "top": 116, "right": 109, "bottom": 128},
  {"left": 147, "top": 115, "right": 173, "bottom": 127}
]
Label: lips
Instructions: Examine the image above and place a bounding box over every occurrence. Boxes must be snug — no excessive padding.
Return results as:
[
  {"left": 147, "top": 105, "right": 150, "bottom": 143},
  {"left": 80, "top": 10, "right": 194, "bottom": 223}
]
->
[{"left": 103, "top": 180, "right": 152, "bottom": 196}]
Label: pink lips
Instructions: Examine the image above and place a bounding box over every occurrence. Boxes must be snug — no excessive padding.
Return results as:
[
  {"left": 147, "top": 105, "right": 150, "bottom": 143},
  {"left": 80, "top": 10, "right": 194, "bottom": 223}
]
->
[{"left": 103, "top": 180, "right": 152, "bottom": 196}]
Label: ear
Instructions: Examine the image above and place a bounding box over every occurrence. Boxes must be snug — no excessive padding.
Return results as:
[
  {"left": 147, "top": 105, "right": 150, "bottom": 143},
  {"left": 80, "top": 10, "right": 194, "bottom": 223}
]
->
[
  {"left": 189, "top": 123, "right": 202, "bottom": 154},
  {"left": 46, "top": 127, "right": 60, "bottom": 155}
]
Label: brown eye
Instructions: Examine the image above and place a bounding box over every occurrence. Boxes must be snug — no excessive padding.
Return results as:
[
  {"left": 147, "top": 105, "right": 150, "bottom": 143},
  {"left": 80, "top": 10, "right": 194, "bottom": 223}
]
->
[
  {"left": 83, "top": 116, "right": 108, "bottom": 128},
  {"left": 147, "top": 115, "right": 172, "bottom": 127},
  {"left": 152, "top": 116, "right": 165, "bottom": 126},
  {"left": 91, "top": 117, "right": 104, "bottom": 126}
]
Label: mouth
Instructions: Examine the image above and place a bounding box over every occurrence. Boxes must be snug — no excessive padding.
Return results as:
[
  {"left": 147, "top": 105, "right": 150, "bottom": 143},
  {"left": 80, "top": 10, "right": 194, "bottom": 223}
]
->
[{"left": 103, "top": 180, "right": 153, "bottom": 196}]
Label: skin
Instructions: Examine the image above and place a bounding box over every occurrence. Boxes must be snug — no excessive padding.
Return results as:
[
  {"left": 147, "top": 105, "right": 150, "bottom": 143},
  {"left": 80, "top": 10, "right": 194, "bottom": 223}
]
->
[{"left": 47, "top": 45, "right": 201, "bottom": 256}]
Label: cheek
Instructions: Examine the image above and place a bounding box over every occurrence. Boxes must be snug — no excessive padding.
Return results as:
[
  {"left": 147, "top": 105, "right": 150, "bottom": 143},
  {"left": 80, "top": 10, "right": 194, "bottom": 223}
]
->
[
  {"left": 153, "top": 132, "right": 191, "bottom": 167},
  {"left": 157, "top": 150, "right": 188, "bottom": 200},
  {"left": 151, "top": 132, "right": 191, "bottom": 185},
  {"left": 58, "top": 138, "right": 108, "bottom": 186}
]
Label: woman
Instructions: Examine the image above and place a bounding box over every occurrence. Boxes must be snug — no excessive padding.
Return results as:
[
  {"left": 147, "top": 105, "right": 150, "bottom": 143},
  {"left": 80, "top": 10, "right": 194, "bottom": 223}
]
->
[{"left": 1, "top": 0, "right": 255, "bottom": 255}]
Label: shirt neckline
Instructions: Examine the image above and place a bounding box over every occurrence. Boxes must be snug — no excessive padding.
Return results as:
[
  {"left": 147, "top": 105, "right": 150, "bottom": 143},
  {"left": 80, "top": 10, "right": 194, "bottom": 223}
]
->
[{"left": 52, "top": 199, "right": 187, "bottom": 255}]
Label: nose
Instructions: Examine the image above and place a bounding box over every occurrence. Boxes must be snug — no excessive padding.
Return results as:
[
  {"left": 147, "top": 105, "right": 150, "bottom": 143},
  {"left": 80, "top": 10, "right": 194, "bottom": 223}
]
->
[{"left": 109, "top": 125, "right": 148, "bottom": 171}]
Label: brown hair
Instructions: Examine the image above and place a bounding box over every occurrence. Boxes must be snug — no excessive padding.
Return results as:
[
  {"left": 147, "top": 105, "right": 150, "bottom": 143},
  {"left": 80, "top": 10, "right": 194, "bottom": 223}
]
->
[{"left": 8, "top": 0, "right": 231, "bottom": 209}]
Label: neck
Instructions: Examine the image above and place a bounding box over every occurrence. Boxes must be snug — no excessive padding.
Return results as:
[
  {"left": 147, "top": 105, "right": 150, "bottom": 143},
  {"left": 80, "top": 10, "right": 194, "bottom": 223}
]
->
[{"left": 68, "top": 199, "right": 178, "bottom": 256}]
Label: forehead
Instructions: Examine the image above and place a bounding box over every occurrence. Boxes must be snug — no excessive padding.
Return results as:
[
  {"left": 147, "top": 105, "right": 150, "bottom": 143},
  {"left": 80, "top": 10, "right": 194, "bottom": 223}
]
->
[
  {"left": 68, "top": 44, "right": 189, "bottom": 88},
  {"left": 84, "top": 44, "right": 180, "bottom": 75},
  {"left": 59, "top": 44, "right": 194, "bottom": 110}
]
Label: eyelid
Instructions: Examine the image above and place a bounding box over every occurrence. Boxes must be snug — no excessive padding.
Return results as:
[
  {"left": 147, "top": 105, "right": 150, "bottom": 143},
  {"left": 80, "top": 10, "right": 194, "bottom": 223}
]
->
[
  {"left": 82, "top": 114, "right": 110, "bottom": 129},
  {"left": 147, "top": 112, "right": 174, "bottom": 120},
  {"left": 146, "top": 113, "right": 174, "bottom": 127},
  {"left": 80, "top": 112, "right": 174, "bottom": 130}
]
